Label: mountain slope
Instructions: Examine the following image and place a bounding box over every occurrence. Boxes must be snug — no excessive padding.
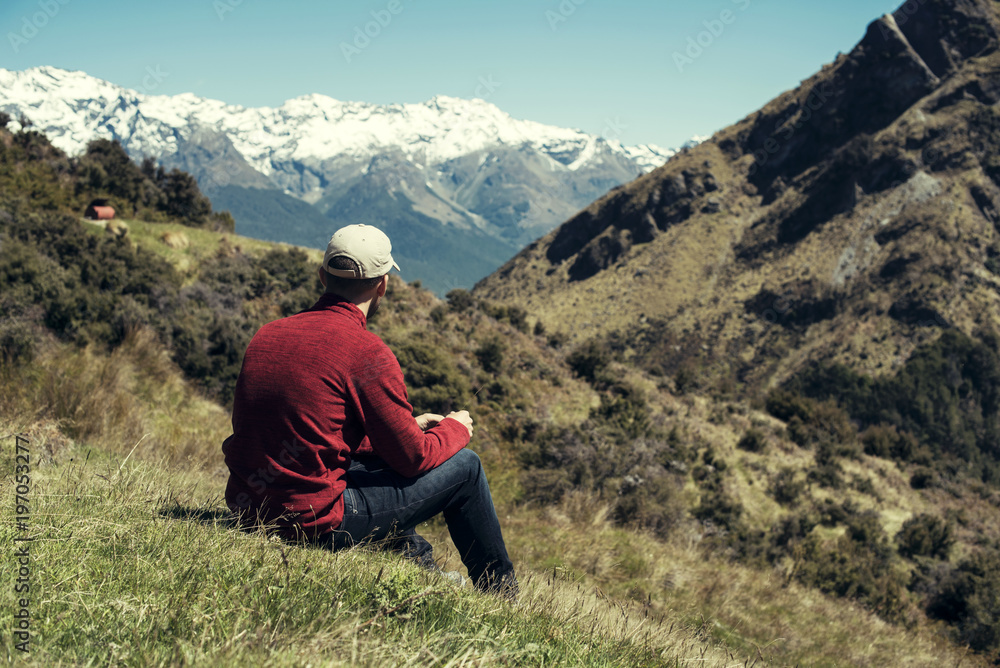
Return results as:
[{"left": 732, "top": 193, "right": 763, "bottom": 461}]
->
[
  {"left": 476, "top": 0, "right": 1000, "bottom": 389},
  {"left": 3, "top": 119, "right": 998, "bottom": 665},
  {"left": 0, "top": 67, "right": 685, "bottom": 292}
]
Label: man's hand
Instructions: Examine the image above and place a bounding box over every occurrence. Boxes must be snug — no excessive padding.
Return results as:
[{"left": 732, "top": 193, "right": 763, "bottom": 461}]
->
[
  {"left": 445, "top": 410, "right": 474, "bottom": 438},
  {"left": 415, "top": 413, "right": 445, "bottom": 431}
]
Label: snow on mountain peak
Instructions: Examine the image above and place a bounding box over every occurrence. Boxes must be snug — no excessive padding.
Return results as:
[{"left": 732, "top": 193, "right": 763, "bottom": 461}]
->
[{"left": 0, "top": 66, "right": 682, "bottom": 177}]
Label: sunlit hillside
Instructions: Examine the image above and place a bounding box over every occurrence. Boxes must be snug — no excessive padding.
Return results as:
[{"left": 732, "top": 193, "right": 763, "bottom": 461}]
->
[{"left": 2, "top": 87, "right": 999, "bottom": 664}]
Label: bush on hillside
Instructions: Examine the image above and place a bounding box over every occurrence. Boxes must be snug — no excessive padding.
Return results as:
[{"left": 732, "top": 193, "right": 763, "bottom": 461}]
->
[
  {"left": 795, "top": 511, "right": 909, "bottom": 623},
  {"left": 390, "top": 340, "right": 470, "bottom": 415},
  {"left": 737, "top": 428, "right": 768, "bottom": 453},
  {"left": 786, "top": 331, "right": 1000, "bottom": 473},
  {"left": 784, "top": 399, "right": 856, "bottom": 452},
  {"left": 519, "top": 406, "right": 686, "bottom": 537},
  {"left": 770, "top": 467, "right": 806, "bottom": 506},
  {"left": 592, "top": 383, "right": 652, "bottom": 439},
  {"left": 924, "top": 547, "right": 1000, "bottom": 654},
  {"left": 475, "top": 337, "right": 506, "bottom": 373},
  {"left": 861, "top": 423, "right": 918, "bottom": 460},
  {"left": 0, "top": 200, "right": 326, "bottom": 404},
  {"left": 896, "top": 514, "right": 954, "bottom": 560},
  {"left": 910, "top": 466, "right": 936, "bottom": 489},
  {"left": 445, "top": 288, "right": 475, "bottom": 312},
  {"left": 480, "top": 301, "right": 529, "bottom": 333},
  {"left": 0, "top": 319, "right": 36, "bottom": 366},
  {"left": 566, "top": 339, "right": 612, "bottom": 384}
]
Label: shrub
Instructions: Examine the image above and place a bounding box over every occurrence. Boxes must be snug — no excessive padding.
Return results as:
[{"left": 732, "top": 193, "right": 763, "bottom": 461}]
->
[
  {"left": 787, "top": 331, "right": 1000, "bottom": 468},
  {"left": 547, "top": 331, "right": 568, "bottom": 348},
  {"left": 692, "top": 486, "right": 743, "bottom": 530},
  {"left": 518, "top": 424, "right": 686, "bottom": 537},
  {"left": 391, "top": 340, "right": 470, "bottom": 414},
  {"left": 796, "top": 511, "right": 909, "bottom": 622},
  {"left": 768, "top": 512, "right": 817, "bottom": 554},
  {"left": 479, "top": 302, "right": 529, "bottom": 332},
  {"left": 925, "top": 547, "right": 1000, "bottom": 654},
  {"left": 429, "top": 304, "right": 448, "bottom": 324},
  {"left": 896, "top": 514, "right": 954, "bottom": 560},
  {"left": 770, "top": 467, "right": 805, "bottom": 506},
  {"left": 861, "top": 424, "right": 917, "bottom": 460},
  {"left": 566, "top": 339, "right": 611, "bottom": 383},
  {"left": 591, "top": 383, "right": 652, "bottom": 439},
  {"left": 0, "top": 319, "right": 36, "bottom": 365},
  {"left": 910, "top": 467, "right": 936, "bottom": 489},
  {"left": 445, "top": 289, "right": 474, "bottom": 312},
  {"left": 786, "top": 400, "right": 855, "bottom": 451},
  {"left": 736, "top": 428, "right": 767, "bottom": 453},
  {"left": 673, "top": 362, "right": 698, "bottom": 395},
  {"left": 475, "top": 337, "right": 506, "bottom": 373},
  {"left": 505, "top": 306, "right": 529, "bottom": 333},
  {"left": 765, "top": 389, "right": 816, "bottom": 422}
]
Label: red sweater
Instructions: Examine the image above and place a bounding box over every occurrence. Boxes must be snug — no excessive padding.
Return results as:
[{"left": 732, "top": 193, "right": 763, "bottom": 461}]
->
[{"left": 223, "top": 293, "right": 469, "bottom": 538}]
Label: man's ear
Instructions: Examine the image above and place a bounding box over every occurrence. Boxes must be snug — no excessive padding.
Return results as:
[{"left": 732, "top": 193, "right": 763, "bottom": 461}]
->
[
  {"left": 377, "top": 274, "right": 389, "bottom": 297},
  {"left": 317, "top": 266, "right": 328, "bottom": 288}
]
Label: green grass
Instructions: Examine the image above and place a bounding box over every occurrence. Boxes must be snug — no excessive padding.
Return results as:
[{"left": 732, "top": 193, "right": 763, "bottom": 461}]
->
[
  {"left": 0, "top": 439, "right": 740, "bottom": 667},
  {"left": 80, "top": 217, "right": 323, "bottom": 281}
]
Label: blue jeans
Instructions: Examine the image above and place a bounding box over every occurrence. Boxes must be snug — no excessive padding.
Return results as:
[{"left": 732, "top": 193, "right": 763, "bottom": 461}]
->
[{"left": 331, "top": 449, "right": 515, "bottom": 592}]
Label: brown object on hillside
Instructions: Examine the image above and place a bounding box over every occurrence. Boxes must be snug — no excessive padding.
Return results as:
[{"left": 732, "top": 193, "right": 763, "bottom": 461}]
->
[
  {"left": 84, "top": 198, "right": 115, "bottom": 220},
  {"left": 475, "top": 0, "right": 1000, "bottom": 390},
  {"left": 160, "top": 231, "right": 190, "bottom": 249},
  {"left": 105, "top": 219, "right": 129, "bottom": 238}
]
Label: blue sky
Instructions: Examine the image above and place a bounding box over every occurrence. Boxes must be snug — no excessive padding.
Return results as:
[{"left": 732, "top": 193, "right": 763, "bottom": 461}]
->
[{"left": 2, "top": 0, "right": 904, "bottom": 148}]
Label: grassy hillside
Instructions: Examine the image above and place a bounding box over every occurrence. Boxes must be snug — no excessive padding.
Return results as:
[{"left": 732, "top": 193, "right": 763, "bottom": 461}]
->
[
  {"left": 2, "top": 120, "right": 998, "bottom": 665},
  {"left": 0, "top": 303, "right": 981, "bottom": 667}
]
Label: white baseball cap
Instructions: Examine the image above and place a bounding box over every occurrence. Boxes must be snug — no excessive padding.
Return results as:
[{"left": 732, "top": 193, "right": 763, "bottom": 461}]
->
[{"left": 322, "top": 224, "right": 401, "bottom": 278}]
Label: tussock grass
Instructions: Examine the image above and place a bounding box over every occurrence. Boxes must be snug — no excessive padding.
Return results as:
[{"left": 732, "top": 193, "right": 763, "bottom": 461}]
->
[{"left": 0, "top": 327, "right": 231, "bottom": 468}]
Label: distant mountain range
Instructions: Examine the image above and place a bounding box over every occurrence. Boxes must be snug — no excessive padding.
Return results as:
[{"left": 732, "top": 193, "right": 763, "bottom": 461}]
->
[{"left": 0, "top": 67, "right": 698, "bottom": 292}]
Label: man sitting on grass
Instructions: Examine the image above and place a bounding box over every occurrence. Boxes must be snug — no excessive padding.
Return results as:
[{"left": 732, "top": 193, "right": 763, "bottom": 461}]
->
[{"left": 222, "top": 224, "right": 517, "bottom": 598}]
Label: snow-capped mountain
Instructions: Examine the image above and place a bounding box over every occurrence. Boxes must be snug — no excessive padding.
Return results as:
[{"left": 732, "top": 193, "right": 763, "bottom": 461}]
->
[{"left": 0, "top": 66, "right": 694, "bottom": 292}]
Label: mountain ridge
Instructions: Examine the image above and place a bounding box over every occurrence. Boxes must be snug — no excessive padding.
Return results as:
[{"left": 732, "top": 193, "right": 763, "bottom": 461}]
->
[{"left": 475, "top": 0, "right": 1000, "bottom": 389}]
